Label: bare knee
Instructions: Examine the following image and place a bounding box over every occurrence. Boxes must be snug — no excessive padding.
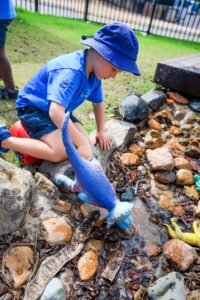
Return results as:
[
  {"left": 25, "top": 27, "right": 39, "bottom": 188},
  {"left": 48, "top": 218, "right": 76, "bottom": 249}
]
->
[{"left": 48, "top": 152, "right": 67, "bottom": 163}]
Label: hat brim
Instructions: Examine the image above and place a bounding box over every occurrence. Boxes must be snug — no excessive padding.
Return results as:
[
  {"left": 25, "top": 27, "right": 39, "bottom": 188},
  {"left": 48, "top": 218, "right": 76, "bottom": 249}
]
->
[{"left": 80, "top": 38, "right": 141, "bottom": 76}]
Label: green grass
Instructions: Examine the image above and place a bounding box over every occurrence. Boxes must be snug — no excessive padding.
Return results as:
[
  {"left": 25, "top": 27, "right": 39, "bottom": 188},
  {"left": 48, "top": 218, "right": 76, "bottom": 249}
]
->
[{"left": 1, "top": 9, "right": 199, "bottom": 162}]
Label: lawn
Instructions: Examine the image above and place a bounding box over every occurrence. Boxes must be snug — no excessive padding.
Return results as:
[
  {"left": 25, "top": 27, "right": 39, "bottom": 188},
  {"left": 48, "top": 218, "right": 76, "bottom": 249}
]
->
[{"left": 0, "top": 8, "right": 199, "bottom": 162}]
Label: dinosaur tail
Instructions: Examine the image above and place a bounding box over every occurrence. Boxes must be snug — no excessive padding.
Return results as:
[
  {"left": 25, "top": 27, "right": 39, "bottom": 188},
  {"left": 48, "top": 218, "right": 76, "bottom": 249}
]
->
[{"left": 62, "top": 112, "right": 85, "bottom": 168}]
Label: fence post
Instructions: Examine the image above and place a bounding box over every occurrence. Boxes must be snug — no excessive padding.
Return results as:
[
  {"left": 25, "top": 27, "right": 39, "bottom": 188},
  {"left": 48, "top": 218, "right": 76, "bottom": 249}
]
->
[
  {"left": 147, "top": 0, "right": 158, "bottom": 35},
  {"left": 84, "top": 0, "right": 89, "bottom": 21},
  {"left": 35, "top": 0, "right": 39, "bottom": 12}
]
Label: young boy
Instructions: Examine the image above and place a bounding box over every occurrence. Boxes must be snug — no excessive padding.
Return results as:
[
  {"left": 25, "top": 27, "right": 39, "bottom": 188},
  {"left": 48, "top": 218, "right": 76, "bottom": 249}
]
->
[
  {"left": 0, "top": 22, "right": 140, "bottom": 161},
  {"left": 0, "top": 0, "right": 19, "bottom": 99}
]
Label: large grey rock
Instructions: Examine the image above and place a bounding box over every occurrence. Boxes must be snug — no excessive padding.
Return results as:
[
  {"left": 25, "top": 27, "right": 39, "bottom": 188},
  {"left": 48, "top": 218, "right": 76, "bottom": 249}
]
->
[
  {"left": 147, "top": 272, "right": 188, "bottom": 300},
  {"left": 0, "top": 158, "right": 36, "bottom": 235},
  {"left": 38, "top": 160, "right": 73, "bottom": 180},
  {"left": 90, "top": 118, "right": 136, "bottom": 169},
  {"left": 39, "top": 278, "right": 66, "bottom": 300},
  {"left": 141, "top": 89, "right": 166, "bottom": 112},
  {"left": 119, "top": 94, "right": 150, "bottom": 123}
]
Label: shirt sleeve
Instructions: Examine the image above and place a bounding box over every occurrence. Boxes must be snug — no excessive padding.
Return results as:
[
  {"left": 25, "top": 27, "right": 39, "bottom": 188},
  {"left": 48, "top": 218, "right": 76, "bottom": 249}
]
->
[
  {"left": 87, "top": 80, "right": 104, "bottom": 103},
  {"left": 47, "top": 69, "right": 80, "bottom": 109}
]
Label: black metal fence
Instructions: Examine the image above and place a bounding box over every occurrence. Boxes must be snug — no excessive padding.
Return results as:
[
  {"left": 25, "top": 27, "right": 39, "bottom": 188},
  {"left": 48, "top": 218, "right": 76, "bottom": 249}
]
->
[{"left": 13, "top": 0, "right": 200, "bottom": 42}]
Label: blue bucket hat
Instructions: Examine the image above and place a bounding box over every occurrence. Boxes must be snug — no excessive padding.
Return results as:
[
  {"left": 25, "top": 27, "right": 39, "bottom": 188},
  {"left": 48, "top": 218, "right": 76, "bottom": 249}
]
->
[{"left": 80, "top": 22, "right": 141, "bottom": 76}]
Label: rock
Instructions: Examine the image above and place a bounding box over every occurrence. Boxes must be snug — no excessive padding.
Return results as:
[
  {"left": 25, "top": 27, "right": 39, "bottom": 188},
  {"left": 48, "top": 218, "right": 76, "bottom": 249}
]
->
[
  {"left": 174, "top": 109, "right": 187, "bottom": 121},
  {"left": 91, "top": 118, "right": 137, "bottom": 169},
  {"left": 174, "top": 156, "right": 192, "bottom": 170},
  {"left": 187, "top": 289, "right": 200, "bottom": 300},
  {"left": 147, "top": 272, "right": 188, "bottom": 300},
  {"left": 35, "top": 172, "right": 59, "bottom": 200},
  {"left": 42, "top": 217, "right": 73, "bottom": 244},
  {"left": 120, "top": 153, "right": 140, "bottom": 166},
  {"left": 143, "top": 244, "right": 161, "bottom": 257},
  {"left": 147, "top": 118, "right": 162, "bottom": 131},
  {"left": 39, "top": 278, "right": 66, "bottom": 300},
  {"left": 119, "top": 94, "right": 150, "bottom": 123},
  {"left": 169, "top": 126, "right": 182, "bottom": 136},
  {"left": 141, "top": 89, "right": 166, "bottom": 111},
  {"left": 184, "top": 186, "right": 199, "bottom": 201},
  {"left": 85, "top": 240, "right": 103, "bottom": 253},
  {"left": 38, "top": 160, "right": 72, "bottom": 181},
  {"left": 171, "top": 205, "right": 184, "bottom": 216},
  {"left": 129, "top": 143, "right": 145, "bottom": 157},
  {"left": 154, "top": 171, "right": 176, "bottom": 184},
  {"left": 132, "top": 197, "right": 167, "bottom": 246},
  {"left": 154, "top": 108, "right": 173, "bottom": 122},
  {"left": 185, "top": 146, "right": 200, "bottom": 159},
  {"left": 167, "top": 91, "right": 189, "bottom": 104},
  {"left": 144, "top": 130, "right": 165, "bottom": 149},
  {"left": 77, "top": 251, "right": 98, "bottom": 281},
  {"left": 166, "top": 98, "right": 174, "bottom": 105},
  {"left": 146, "top": 147, "right": 174, "bottom": 171},
  {"left": 121, "top": 187, "right": 134, "bottom": 202},
  {"left": 158, "top": 194, "right": 170, "bottom": 209},
  {"left": 2, "top": 246, "right": 34, "bottom": 289},
  {"left": 0, "top": 158, "right": 36, "bottom": 235},
  {"left": 59, "top": 268, "right": 74, "bottom": 299},
  {"left": 80, "top": 203, "right": 108, "bottom": 227},
  {"left": 195, "top": 201, "right": 200, "bottom": 217},
  {"left": 169, "top": 140, "right": 184, "bottom": 152},
  {"left": 176, "top": 169, "right": 194, "bottom": 185},
  {"left": 53, "top": 200, "right": 72, "bottom": 213},
  {"left": 188, "top": 98, "right": 200, "bottom": 113},
  {"left": 163, "top": 239, "right": 197, "bottom": 271}
]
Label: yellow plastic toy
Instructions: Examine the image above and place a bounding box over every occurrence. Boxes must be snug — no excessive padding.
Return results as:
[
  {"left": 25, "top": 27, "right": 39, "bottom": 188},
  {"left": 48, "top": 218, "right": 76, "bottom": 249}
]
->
[{"left": 164, "top": 217, "right": 200, "bottom": 247}]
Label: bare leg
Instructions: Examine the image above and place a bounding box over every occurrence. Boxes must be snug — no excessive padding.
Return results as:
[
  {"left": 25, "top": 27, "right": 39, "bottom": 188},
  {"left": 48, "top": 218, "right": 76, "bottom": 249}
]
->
[
  {"left": 0, "top": 47, "right": 15, "bottom": 90},
  {"left": 2, "top": 122, "right": 89, "bottom": 163}
]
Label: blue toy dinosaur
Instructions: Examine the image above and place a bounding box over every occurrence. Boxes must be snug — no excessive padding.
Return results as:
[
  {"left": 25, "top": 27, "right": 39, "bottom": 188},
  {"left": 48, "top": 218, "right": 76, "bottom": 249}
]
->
[{"left": 55, "top": 112, "right": 134, "bottom": 230}]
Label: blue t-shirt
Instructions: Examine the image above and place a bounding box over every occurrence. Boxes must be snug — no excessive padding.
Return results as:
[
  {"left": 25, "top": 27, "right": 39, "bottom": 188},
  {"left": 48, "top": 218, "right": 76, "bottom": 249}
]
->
[
  {"left": 17, "top": 50, "right": 103, "bottom": 112},
  {"left": 0, "top": 0, "right": 16, "bottom": 19}
]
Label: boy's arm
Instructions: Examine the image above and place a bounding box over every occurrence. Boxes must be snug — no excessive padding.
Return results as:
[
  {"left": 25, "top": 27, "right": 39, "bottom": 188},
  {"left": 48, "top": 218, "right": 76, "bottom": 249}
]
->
[
  {"left": 49, "top": 101, "right": 92, "bottom": 159},
  {"left": 92, "top": 102, "right": 112, "bottom": 150}
]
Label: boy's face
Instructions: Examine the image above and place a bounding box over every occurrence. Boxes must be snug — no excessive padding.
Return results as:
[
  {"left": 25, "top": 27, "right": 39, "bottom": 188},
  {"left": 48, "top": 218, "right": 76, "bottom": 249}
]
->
[{"left": 93, "top": 53, "right": 122, "bottom": 80}]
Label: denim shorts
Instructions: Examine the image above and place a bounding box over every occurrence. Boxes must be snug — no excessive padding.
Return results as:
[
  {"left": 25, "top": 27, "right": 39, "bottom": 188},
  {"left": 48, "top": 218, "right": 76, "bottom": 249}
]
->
[
  {"left": 17, "top": 105, "right": 81, "bottom": 139},
  {"left": 0, "top": 19, "right": 12, "bottom": 47}
]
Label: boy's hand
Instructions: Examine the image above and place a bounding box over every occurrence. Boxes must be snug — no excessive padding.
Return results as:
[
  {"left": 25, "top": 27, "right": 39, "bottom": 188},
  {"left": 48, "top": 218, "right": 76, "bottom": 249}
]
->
[
  {"left": 95, "top": 131, "right": 112, "bottom": 151},
  {"left": 78, "top": 144, "right": 93, "bottom": 160}
]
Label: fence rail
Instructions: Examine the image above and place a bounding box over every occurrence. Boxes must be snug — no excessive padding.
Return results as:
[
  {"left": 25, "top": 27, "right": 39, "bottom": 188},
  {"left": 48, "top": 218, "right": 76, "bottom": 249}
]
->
[{"left": 13, "top": 0, "right": 200, "bottom": 42}]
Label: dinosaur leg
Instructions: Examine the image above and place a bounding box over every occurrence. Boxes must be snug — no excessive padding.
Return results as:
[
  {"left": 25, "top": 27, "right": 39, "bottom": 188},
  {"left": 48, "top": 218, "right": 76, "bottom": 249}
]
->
[
  {"left": 163, "top": 223, "right": 177, "bottom": 239},
  {"left": 107, "top": 200, "right": 134, "bottom": 221},
  {"left": 55, "top": 174, "right": 79, "bottom": 192},
  {"left": 171, "top": 218, "right": 183, "bottom": 239},
  {"left": 77, "top": 192, "right": 95, "bottom": 205},
  {"left": 115, "top": 214, "right": 134, "bottom": 230}
]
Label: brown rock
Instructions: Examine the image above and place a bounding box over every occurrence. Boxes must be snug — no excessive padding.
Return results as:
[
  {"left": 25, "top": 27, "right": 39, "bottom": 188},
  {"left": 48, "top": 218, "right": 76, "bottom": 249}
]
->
[
  {"left": 154, "top": 171, "right": 176, "bottom": 184},
  {"left": 195, "top": 201, "right": 200, "bottom": 217},
  {"left": 146, "top": 147, "right": 174, "bottom": 171},
  {"left": 184, "top": 186, "right": 199, "bottom": 201},
  {"left": 2, "top": 246, "right": 34, "bottom": 289},
  {"left": 85, "top": 240, "right": 103, "bottom": 253},
  {"left": 154, "top": 108, "right": 173, "bottom": 121},
  {"left": 174, "top": 156, "right": 192, "bottom": 170},
  {"left": 78, "top": 251, "right": 98, "bottom": 281},
  {"left": 143, "top": 244, "right": 161, "bottom": 257},
  {"left": 147, "top": 118, "right": 162, "bottom": 131},
  {"left": 130, "top": 170, "right": 137, "bottom": 181},
  {"left": 169, "top": 140, "right": 184, "bottom": 152},
  {"left": 120, "top": 153, "right": 140, "bottom": 166},
  {"left": 80, "top": 203, "right": 108, "bottom": 227},
  {"left": 163, "top": 239, "right": 197, "bottom": 271},
  {"left": 144, "top": 130, "right": 164, "bottom": 149},
  {"left": 169, "top": 126, "right": 182, "bottom": 136},
  {"left": 166, "top": 98, "right": 174, "bottom": 105},
  {"left": 158, "top": 194, "right": 170, "bottom": 209},
  {"left": 176, "top": 169, "right": 194, "bottom": 185},
  {"left": 42, "top": 217, "right": 73, "bottom": 244},
  {"left": 53, "top": 200, "right": 72, "bottom": 213},
  {"left": 187, "top": 289, "right": 200, "bottom": 300},
  {"left": 129, "top": 144, "right": 145, "bottom": 157},
  {"left": 167, "top": 92, "right": 189, "bottom": 104},
  {"left": 35, "top": 172, "right": 59, "bottom": 200},
  {"left": 172, "top": 205, "right": 184, "bottom": 216}
]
